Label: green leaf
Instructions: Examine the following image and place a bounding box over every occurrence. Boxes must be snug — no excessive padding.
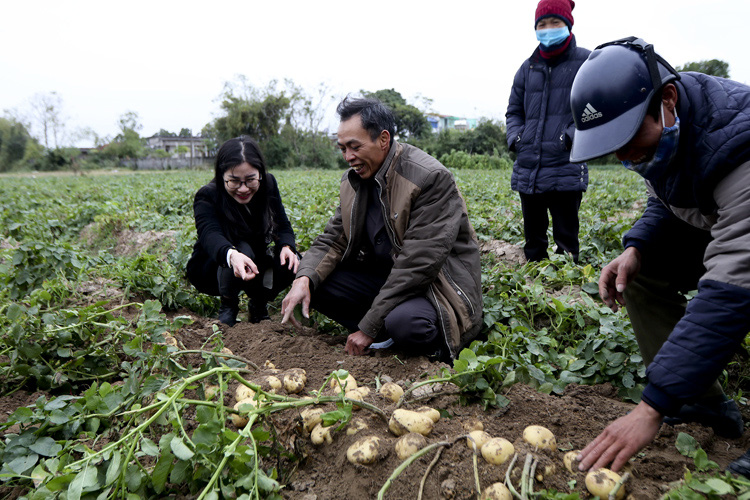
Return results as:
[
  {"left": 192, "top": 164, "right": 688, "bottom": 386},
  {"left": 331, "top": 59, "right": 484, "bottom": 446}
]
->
[
  {"left": 7, "top": 453, "right": 39, "bottom": 474},
  {"left": 675, "top": 432, "right": 699, "bottom": 457},
  {"left": 67, "top": 465, "right": 98, "bottom": 500},
  {"left": 140, "top": 438, "right": 159, "bottom": 457},
  {"left": 170, "top": 460, "right": 190, "bottom": 484},
  {"left": 105, "top": 452, "right": 122, "bottom": 486},
  {"left": 29, "top": 437, "right": 62, "bottom": 457},
  {"left": 170, "top": 437, "right": 194, "bottom": 460},
  {"left": 704, "top": 478, "right": 733, "bottom": 495},
  {"left": 151, "top": 452, "right": 173, "bottom": 493}
]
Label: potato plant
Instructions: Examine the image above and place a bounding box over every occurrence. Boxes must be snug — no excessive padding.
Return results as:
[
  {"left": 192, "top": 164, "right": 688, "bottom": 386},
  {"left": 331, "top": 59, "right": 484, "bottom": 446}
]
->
[{"left": 1, "top": 168, "right": 745, "bottom": 498}]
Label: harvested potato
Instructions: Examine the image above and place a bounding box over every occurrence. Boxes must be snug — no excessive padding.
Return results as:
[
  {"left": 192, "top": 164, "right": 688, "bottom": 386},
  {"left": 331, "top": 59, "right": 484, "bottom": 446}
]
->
[
  {"left": 231, "top": 398, "right": 256, "bottom": 428},
  {"left": 563, "top": 450, "right": 580, "bottom": 473},
  {"left": 462, "top": 419, "right": 484, "bottom": 432},
  {"left": 311, "top": 423, "right": 334, "bottom": 445},
  {"left": 415, "top": 406, "right": 440, "bottom": 423},
  {"left": 466, "top": 430, "right": 492, "bottom": 453},
  {"left": 300, "top": 408, "right": 324, "bottom": 433},
  {"left": 163, "top": 333, "right": 178, "bottom": 347},
  {"left": 263, "top": 360, "right": 276, "bottom": 369},
  {"left": 522, "top": 425, "right": 557, "bottom": 451},
  {"left": 235, "top": 384, "right": 255, "bottom": 402},
  {"left": 394, "top": 432, "right": 427, "bottom": 460},
  {"left": 379, "top": 382, "right": 404, "bottom": 403},
  {"left": 204, "top": 384, "right": 219, "bottom": 400},
  {"left": 481, "top": 437, "right": 514, "bottom": 465},
  {"left": 329, "top": 372, "right": 357, "bottom": 393},
  {"left": 346, "top": 418, "right": 369, "bottom": 436},
  {"left": 263, "top": 375, "right": 283, "bottom": 393},
  {"left": 481, "top": 482, "right": 512, "bottom": 500},
  {"left": 539, "top": 464, "right": 556, "bottom": 481},
  {"left": 283, "top": 368, "right": 307, "bottom": 394},
  {"left": 585, "top": 468, "right": 625, "bottom": 500},
  {"left": 345, "top": 387, "right": 371, "bottom": 410},
  {"left": 347, "top": 436, "right": 386, "bottom": 465},
  {"left": 220, "top": 347, "right": 233, "bottom": 356},
  {"left": 389, "top": 409, "right": 434, "bottom": 436}
]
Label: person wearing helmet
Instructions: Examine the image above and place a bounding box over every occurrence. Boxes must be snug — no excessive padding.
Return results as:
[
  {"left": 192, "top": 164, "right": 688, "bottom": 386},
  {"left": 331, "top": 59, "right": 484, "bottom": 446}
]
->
[
  {"left": 505, "top": 0, "right": 590, "bottom": 263},
  {"left": 569, "top": 37, "right": 750, "bottom": 476}
]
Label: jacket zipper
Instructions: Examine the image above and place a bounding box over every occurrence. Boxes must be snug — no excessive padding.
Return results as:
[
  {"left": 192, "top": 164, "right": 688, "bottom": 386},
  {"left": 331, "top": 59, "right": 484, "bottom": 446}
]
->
[
  {"left": 444, "top": 269, "right": 476, "bottom": 316},
  {"left": 375, "top": 178, "right": 401, "bottom": 252}
]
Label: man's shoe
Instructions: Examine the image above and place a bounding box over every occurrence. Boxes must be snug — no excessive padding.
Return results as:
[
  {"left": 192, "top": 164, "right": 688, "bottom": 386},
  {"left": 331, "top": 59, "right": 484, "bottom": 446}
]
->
[
  {"left": 249, "top": 300, "right": 270, "bottom": 324},
  {"left": 218, "top": 296, "right": 239, "bottom": 326},
  {"left": 663, "top": 398, "right": 744, "bottom": 439},
  {"left": 728, "top": 449, "right": 750, "bottom": 478}
]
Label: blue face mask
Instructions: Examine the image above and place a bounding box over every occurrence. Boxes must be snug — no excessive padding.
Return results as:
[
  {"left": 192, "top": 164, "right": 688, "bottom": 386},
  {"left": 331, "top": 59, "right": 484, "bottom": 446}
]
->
[
  {"left": 536, "top": 26, "right": 570, "bottom": 47},
  {"left": 622, "top": 105, "right": 680, "bottom": 178}
]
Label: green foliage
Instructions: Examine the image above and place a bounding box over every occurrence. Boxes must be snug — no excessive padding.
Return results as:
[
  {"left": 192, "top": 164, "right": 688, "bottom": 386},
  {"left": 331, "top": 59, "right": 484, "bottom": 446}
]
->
[
  {"left": 0, "top": 117, "right": 36, "bottom": 171},
  {"left": 664, "top": 432, "right": 750, "bottom": 498},
  {"left": 417, "top": 119, "right": 508, "bottom": 159},
  {"left": 676, "top": 59, "right": 730, "bottom": 78},
  {"left": 362, "top": 88, "right": 431, "bottom": 139},
  {"left": 440, "top": 150, "right": 512, "bottom": 170},
  {"left": 102, "top": 111, "right": 146, "bottom": 161}
]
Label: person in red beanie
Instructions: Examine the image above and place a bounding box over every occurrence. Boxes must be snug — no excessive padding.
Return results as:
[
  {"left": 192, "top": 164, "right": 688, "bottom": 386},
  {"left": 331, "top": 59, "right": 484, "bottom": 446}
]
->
[{"left": 505, "top": 0, "right": 590, "bottom": 263}]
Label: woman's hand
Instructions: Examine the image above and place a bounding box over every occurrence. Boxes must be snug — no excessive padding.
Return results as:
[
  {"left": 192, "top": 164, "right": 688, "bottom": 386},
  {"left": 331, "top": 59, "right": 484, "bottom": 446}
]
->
[
  {"left": 229, "top": 251, "right": 259, "bottom": 281},
  {"left": 279, "top": 246, "right": 300, "bottom": 273}
]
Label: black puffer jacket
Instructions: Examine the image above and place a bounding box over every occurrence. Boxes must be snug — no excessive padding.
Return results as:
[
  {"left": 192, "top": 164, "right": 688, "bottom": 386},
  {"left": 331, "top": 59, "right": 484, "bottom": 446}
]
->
[{"left": 506, "top": 36, "right": 590, "bottom": 194}]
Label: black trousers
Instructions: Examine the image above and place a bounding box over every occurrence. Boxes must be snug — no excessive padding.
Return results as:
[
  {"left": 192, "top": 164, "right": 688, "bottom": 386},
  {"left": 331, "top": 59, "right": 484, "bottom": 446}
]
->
[
  {"left": 189, "top": 242, "right": 296, "bottom": 304},
  {"left": 519, "top": 191, "right": 583, "bottom": 262},
  {"left": 310, "top": 263, "right": 442, "bottom": 355}
]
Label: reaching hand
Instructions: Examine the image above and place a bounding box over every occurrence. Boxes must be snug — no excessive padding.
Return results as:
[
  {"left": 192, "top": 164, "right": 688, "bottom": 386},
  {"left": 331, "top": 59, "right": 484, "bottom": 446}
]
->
[
  {"left": 599, "top": 247, "right": 641, "bottom": 312},
  {"left": 279, "top": 246, "right": 300, "bottom": 273},
  {"left": 280, "top": 277, "right": 311, "bottom": 328},
  {"left": 345, "top": 330, "right": 374, "bottom": 356},
  {"left": 577, "top": 401, "right": 663, "bottom": 472},
  {"left": 229, "top": 251, "right": 259, "bottom": 281}
]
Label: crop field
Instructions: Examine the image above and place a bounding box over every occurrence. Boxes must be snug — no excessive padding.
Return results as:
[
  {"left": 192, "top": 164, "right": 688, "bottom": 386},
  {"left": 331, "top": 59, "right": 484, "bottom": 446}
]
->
[{"left": 1, "top": 167, "right": 749, "bottom": 499}]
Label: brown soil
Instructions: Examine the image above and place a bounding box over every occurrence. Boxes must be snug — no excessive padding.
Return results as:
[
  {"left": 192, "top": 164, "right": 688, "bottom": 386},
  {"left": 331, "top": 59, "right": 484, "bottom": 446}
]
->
[{"left": 168, "top": 310, "right": 748, "bottom": 499}]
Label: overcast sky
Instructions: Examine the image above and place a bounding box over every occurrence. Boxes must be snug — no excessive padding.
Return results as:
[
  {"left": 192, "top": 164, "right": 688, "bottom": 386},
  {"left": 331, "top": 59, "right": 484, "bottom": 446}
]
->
[{"left": 2, "top": 0, "right": 746, "bottom": 146}]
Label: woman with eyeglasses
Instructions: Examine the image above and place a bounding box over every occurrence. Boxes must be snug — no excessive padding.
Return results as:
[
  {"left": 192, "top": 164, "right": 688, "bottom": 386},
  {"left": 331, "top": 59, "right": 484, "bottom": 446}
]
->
[{"left": 187, "top": 136, "right": 300, "bottom": 326}]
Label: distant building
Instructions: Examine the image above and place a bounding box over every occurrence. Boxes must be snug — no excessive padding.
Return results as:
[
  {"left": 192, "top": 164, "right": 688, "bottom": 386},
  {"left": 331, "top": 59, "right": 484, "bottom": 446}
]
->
[
  {"left": 146, "top": 135, "right": 208, "bottom": 158},
  {"left": 426, "top": 114, "right": 478, "bottom": 133}
]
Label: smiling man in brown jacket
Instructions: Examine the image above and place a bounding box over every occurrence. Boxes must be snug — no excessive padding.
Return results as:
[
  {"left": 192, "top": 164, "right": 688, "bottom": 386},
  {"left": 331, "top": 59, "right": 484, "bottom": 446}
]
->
[{"left": 281, "top": 96, "right": 482, "bottom": 360}]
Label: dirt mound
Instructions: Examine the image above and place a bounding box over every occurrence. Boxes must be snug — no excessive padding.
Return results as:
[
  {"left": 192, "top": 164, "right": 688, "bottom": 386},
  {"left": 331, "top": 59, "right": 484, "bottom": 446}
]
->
[
  {"left": 480, "top": 240, "right": 526, "bottom": 265},
  {"left": 170, "top": 312, "right": 748, "bottom": 499}
]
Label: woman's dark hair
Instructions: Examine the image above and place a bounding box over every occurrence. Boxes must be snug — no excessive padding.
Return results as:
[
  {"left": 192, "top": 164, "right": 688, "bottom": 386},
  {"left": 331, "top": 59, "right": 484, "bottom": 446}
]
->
[
  {"left": 213, "top": 136, "right": 274, "bottom": 240},
  {"left": 336, "top": 96, "right": 396, "bottom": 146}
]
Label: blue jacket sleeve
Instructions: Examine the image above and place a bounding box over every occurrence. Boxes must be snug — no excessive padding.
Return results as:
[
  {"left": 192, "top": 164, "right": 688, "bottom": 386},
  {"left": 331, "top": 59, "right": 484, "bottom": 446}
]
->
[
  {"left": 622, "top": 196, "right": 675, "bottom": 255},
  {"left": 641, "top": 279, "right": 750, "bottom": 415}
]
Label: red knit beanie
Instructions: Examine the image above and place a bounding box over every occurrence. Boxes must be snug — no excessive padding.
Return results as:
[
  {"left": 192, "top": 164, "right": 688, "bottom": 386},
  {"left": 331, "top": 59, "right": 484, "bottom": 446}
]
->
[{"left": 535, "top": 0, "right": 575, "bottom": 29}]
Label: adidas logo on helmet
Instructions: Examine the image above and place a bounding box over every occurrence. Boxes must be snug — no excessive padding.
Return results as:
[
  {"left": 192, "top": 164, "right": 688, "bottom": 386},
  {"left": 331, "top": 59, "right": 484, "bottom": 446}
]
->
[{"left": 581, "top": 103, "right": 603, "bottom": 122}]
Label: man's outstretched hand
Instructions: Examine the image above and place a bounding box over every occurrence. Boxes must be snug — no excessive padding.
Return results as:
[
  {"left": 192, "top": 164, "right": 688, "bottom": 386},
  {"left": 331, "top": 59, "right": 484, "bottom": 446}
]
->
[
  {"left": 577, "top": 401, "right": 663, "bottom": 472},
  {"left": 345, "top": 330, "right": 374, "bottom": 356}
]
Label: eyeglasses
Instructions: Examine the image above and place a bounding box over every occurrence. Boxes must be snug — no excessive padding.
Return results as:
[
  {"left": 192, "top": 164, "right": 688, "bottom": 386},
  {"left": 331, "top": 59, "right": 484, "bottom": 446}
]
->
[{"left": 225, "top": 177, "right": 261, "bottom": 189}]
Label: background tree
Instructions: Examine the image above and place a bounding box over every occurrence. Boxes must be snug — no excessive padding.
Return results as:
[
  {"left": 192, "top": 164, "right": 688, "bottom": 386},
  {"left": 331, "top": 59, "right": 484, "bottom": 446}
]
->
[
  {"left": 361, "top": 89, "right": 431, "bottom": 140},
  {"left": 205, "top": 77, "right": 339, "bottom": 168},
  {"left": 156, "top": 129, "right": 177, "bottom": 137},
  {"left": 102, "top": 111, "right": 145, "bottom": 162},
  {"left": 676, "top": 59, "right": 730, "bottom": 78},
  {"left": 178, "top": 128, "right": 192, "bottom": 137},
  {"left": 29, "top": 91, "right": 66, "bottom": 148},
  {"left": 0, "top": 117, "right": 36, "bottom": 171}
]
